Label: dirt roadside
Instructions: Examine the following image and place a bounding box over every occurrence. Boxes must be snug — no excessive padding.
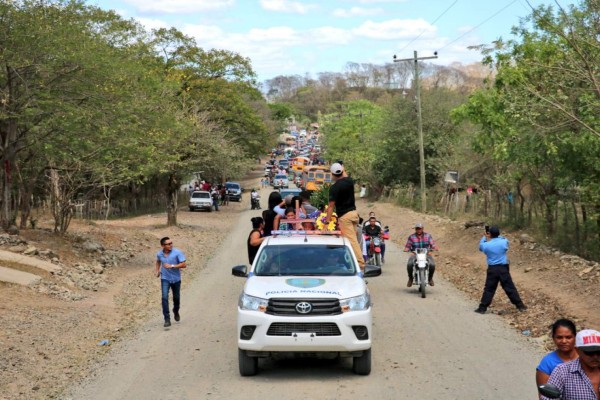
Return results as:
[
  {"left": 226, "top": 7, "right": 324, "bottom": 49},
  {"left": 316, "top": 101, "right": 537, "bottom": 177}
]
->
[{"left": 0, "top": 167, "right": 598, "bottom": 400}]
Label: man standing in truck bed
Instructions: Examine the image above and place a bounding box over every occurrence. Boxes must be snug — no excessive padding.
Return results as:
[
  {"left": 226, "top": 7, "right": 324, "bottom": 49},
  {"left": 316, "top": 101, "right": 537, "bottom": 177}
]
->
[{"left": 326, "top": 163, "right": 365, "bottom": 271}]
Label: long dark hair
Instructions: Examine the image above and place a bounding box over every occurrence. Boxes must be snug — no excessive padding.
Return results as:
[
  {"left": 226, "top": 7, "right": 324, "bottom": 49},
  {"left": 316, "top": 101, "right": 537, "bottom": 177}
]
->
[
  {"left": 251, "top": 216, "right": 264, "bottom": 229},
  {"left": 268, "top": 191, "right": 283, "bottom": 210}
]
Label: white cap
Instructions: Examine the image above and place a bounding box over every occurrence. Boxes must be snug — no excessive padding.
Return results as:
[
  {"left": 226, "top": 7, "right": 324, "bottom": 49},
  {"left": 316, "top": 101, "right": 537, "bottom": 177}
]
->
[
  {"left": 330, "top": 163, "right": 344, "bottom": 176},
  {"left": 576, "top": 329, "right": 600, "bottom": 351}
]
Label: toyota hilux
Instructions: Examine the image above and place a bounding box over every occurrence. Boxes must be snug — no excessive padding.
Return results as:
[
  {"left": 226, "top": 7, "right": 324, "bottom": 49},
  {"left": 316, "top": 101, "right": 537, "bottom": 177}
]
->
[{"left": 232, "top": 231, "right": 381, "bottom": 376}]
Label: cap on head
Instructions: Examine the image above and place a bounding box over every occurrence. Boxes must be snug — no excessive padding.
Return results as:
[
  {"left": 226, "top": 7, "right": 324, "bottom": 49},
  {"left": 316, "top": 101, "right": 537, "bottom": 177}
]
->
[
  {"left": 489, "top": 226, "right": 500, "bottom": 238},
  {"left": 330, "top": 163, "right": 344, "bottom": 176},
  {"left": 414, "top": 223, "right": 423, "bottom": 229},
  {"left": 576, "top": 329, "right": 600, "bottom": 351}
]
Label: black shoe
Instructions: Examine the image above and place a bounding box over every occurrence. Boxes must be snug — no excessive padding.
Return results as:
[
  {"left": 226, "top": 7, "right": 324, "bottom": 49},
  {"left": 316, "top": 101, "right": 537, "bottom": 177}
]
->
[
  {"left": 517, "top": 305, "right": 528, "bottom": 312},
  {"left": 406, "top": 278, "right": 413, "bottom": 287},
  {"left": 164, "top": 320, "right": 171, "bottom": 327},
  {"left": 174, "top": 311, "right": 180, "bottom": 322},
  {"left": 474, "top": 307, "right": 487, "bottom": 314}
]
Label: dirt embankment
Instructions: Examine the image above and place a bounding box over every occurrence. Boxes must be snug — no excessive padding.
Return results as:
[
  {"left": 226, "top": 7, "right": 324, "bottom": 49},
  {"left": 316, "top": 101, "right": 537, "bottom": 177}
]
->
[
  {"left": 0, "top": 165, "right": 598, "bottom": 399},
  {"left": 360, "top": 201, "right": 600, "bottom": 340},
  {"left": 0, "top": 172, "right": 256, "bottom": 400}
]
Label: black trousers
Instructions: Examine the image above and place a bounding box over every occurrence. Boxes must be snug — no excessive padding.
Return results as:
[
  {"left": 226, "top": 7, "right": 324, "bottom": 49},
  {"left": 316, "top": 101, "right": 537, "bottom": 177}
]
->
[{"left": 479, "top": 265, "right": 523, "bottom": 309}]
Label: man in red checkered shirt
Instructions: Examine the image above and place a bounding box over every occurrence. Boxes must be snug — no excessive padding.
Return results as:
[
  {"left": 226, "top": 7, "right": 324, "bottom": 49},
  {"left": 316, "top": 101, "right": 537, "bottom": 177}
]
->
[{"left": 404, "top": 223, "right": 437, "bottom": 287}]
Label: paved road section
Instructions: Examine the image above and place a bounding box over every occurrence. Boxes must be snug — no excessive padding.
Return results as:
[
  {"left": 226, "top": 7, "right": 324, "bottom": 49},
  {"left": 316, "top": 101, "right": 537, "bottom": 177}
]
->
[{"left": 64, "top": 191, "right": 543, "bottom": 400}]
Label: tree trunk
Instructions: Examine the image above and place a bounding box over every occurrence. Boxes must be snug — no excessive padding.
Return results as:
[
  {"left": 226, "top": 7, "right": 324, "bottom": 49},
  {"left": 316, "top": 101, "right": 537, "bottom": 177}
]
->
[
  {"left": 570, "top": 199, "right": 580, "bottom": 253},
  {"left": 166, "top": 174, "right": 179, "bottom": 226},
  {"left": 582, "top": 204, "right": 588, "bottom": 243},
  {"left": 544, "top": 199, "right": 555, "bottom": 235}
]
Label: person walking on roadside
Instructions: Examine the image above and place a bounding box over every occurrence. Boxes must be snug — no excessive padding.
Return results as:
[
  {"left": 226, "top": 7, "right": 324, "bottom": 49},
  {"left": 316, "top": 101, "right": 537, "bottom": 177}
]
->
[
  {"left": 155, "top": 237, "right": 187, "bottom": 327},
  {"left": 211, "top": 187, "right": 220, "bottom": 211},
  {"left": 474, "top": 225, "right": 527, "bottom": 314},
  {"left": 541, "top": 329, "right": 600, "bottom": 400},
  {"left": 325, "top": 162, "right": 365, "bottom": 271}
]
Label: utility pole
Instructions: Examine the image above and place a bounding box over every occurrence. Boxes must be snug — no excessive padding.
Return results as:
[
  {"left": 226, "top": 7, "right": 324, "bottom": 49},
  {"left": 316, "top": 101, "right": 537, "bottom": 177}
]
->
[{"left": 394, "top": 51, "right": 438, "bottom": 213}]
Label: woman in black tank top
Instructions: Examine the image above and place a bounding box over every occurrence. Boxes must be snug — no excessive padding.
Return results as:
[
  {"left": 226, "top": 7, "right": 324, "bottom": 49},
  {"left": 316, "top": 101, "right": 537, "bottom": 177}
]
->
[{"left": 247, "top": 217, "right": 266, "bottom": 264}]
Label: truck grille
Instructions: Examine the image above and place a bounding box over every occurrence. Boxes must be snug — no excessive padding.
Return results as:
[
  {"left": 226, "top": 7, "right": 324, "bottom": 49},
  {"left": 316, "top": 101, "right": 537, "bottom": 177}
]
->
[
  {"left": 267, "top": 298, "right": 341, "bottom": 316},
  {"left": 267, "top": 323, "right": 341, "bottom": 336}
]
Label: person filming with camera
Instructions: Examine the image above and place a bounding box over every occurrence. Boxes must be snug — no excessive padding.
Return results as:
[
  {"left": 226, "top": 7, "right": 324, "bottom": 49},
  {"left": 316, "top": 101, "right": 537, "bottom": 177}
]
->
[{"left": 474, "top": 225, "right": 527, "bottom": 314}]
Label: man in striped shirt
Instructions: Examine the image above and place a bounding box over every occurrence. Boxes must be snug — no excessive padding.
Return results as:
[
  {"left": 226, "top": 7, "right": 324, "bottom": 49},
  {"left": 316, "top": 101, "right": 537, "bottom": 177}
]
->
[
  {"left": 404, "top": 223, "right": 437, "bottom": 287},
  {"left": 541, "top": 329, "right": 600, "bottom": 400}
]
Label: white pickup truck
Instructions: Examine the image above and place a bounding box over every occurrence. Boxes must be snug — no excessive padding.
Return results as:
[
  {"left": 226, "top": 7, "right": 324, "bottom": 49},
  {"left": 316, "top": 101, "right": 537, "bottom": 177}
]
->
[{"left": 232, "top": 231, "right": 381, "bottom": 376}]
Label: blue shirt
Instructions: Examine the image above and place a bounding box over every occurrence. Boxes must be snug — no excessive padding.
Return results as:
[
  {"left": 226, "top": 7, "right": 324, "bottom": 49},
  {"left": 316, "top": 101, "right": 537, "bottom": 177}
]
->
[
  {"left": 537, "top": 351, "right": 564, "bottom": 375},
  {"left": 156, "top": 248, "right": 186, "bottom": 283},
  {"left": 479, "top": 236, "right": 509, "bottom": 265}
]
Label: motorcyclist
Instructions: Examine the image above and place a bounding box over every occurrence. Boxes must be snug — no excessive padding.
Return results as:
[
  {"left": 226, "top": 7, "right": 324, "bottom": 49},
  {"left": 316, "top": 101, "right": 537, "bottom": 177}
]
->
[
  {"left": 362, "top": 211, "right": 382, "bottom": 229},
  {"left": 404, "top": 223, "right": 437, "bottom": 287},
  {"left": 362, "top": 212, "right": 387, "bottom": 263},
  {"left": 250, "top": 189, "right": 260, "bottom": 209},
  {"left": 363, "top": 216, "right": 383, "bottom": 262}
]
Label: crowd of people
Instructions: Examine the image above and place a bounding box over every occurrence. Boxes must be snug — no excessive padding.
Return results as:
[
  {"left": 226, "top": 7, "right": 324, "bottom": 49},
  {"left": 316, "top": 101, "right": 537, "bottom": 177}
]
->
[
  {"left": 162, "top": 159, "right": 599, "bottom": 398},
  {"left": 187, "top": 180, "right": 231, "bottom": 210}
]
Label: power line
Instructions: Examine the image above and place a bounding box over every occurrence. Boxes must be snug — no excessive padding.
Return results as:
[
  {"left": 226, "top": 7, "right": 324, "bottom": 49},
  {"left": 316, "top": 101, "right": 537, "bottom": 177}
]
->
[
  {"left": 398, "top": 0, "right": 459, "bottom": 54},
  {"left": 437, "top": 0, "right": 518, "bottom": 52}
]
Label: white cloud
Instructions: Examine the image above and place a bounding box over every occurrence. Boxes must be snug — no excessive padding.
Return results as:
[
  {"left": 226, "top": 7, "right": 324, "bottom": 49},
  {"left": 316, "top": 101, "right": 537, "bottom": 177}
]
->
[
  {"left": 122, "top": 0, "right": 234, "bottom": 14},
  {"left": 309, "top": 27, "right": 353, "bottom": 45},
  {"left": 332, "top": 7, "right": 383, "bottom": 18},
  {"left": 259, "top": 0, "right": 317, "bottom": 14},
  {"left": 182, "top": 24, "right": 224, "bottom": 41},
  {"left": 353, "top": 19, "right": 436, "bottom": 40},
  {"left": 134, "top": 17, "right": 170, "bottom": 31}
]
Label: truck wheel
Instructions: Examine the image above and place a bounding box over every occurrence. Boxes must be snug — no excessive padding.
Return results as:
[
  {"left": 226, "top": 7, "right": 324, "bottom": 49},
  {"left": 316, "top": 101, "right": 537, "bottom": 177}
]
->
[
  {"left": 238, "top": 349, "right": 258, "bottom": 376},
  {"left": 352, "top": 348, "right": 371, "bottom": 375}
]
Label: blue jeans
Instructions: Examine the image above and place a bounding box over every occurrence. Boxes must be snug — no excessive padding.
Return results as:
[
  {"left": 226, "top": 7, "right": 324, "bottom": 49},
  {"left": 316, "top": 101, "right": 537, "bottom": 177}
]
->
[{"left": 161, "top": 279, "right": 181, "bottom": 321}]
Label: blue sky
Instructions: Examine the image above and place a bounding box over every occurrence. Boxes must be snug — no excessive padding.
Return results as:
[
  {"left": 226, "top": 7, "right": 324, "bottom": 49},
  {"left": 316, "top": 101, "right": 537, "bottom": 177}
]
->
[{"left": 91, "top": 0, "right": 574, "bottom": 82}]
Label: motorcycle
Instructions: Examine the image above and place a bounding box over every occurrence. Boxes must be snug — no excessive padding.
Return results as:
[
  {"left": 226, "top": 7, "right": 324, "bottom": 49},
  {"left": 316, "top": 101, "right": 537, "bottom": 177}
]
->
[
  {"left": 365, "top": 234, "right": 383, "bottom": 267},
  {"left": 412, "top": 248, "right": 429, "bottom": 298},
  {"left": 250, "top": 194, "right": 261, "bottom": 210}
]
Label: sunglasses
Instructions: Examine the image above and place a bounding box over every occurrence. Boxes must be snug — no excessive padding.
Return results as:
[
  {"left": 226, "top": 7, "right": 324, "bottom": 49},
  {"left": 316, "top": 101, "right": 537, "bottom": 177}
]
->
[{"left": 582, "top": 349, "right": 600, "bottom": 356}]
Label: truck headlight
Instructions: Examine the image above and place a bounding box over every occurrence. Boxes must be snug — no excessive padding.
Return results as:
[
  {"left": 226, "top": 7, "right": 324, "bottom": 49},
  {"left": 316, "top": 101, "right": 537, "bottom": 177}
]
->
[
  {"left": 340, "top": 292, "right": 370, "bottom": 312},
  {"left": 239, "top": 293, "right": 268, "bottom": 312}
]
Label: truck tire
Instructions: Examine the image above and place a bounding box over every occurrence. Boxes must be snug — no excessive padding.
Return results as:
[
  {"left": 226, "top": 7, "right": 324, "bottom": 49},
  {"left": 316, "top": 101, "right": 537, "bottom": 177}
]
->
[
  {"left": 238, "top": 349, "right": 258, "bottom": 376},
  {"left": 352, "top": 348, "right": 371, "bottom": 375}
]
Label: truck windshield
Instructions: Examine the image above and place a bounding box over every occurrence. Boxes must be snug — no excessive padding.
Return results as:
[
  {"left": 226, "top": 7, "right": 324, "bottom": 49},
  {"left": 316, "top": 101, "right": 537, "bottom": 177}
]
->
[{"left": 254, "top": 245, "right": 355, "bottom": 276}]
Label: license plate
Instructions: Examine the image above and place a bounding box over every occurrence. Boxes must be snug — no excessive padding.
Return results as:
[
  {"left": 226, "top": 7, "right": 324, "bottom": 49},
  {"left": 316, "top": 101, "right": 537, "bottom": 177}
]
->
[{"left": 292, "top": 332, "right": 316, "bottom": 342}]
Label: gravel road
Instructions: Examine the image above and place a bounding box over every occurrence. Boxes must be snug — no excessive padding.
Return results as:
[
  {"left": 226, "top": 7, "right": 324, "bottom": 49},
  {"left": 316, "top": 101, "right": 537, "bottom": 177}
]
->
[{"left": 64, "top": 186, "right": 543, "bottom": 400}]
